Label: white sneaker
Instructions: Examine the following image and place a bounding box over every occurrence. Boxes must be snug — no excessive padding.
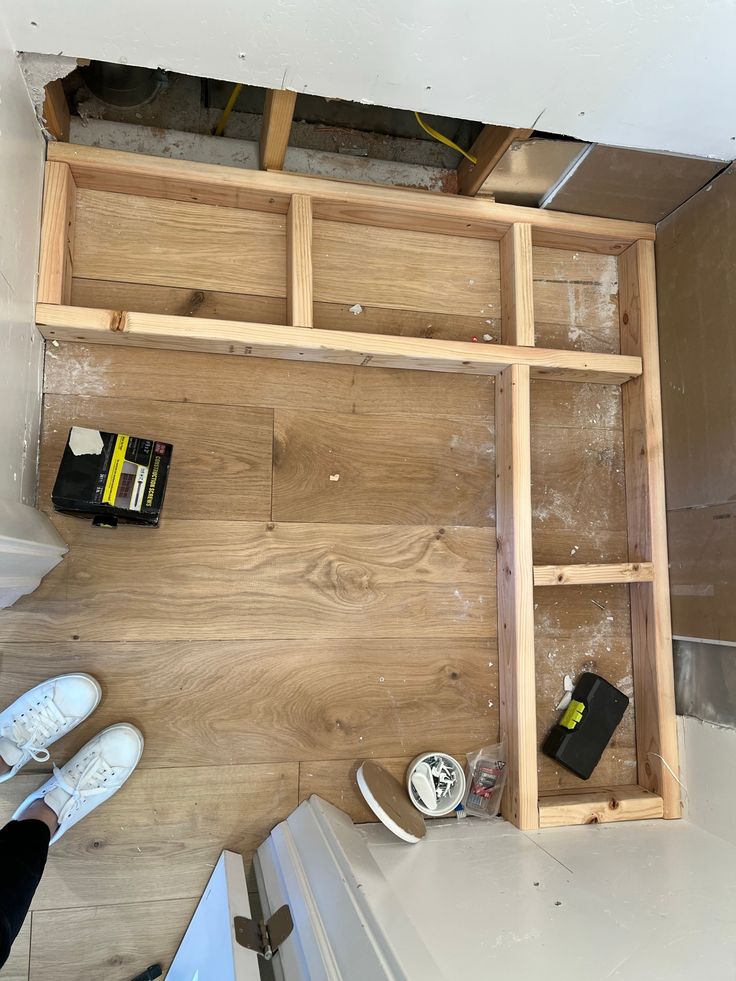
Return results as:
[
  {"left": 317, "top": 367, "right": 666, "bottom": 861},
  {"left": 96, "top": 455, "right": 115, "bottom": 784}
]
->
[
  {"left": 0, "top": 674, "right": 102, "bottom": 782},
  {"left": 12, "top": 723, "right": 144, "bottom": 844}
]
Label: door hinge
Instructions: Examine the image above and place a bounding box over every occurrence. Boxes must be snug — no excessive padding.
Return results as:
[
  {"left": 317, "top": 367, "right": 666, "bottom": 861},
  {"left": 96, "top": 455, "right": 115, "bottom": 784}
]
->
[{"left": 234, "top": 905, "right": 293, "bottom": 961}]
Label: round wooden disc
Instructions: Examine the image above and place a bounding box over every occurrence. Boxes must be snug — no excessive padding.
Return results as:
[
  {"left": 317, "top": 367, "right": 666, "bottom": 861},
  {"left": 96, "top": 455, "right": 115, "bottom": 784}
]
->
[{"left": 357, "top": 760, "right": 426, "bottom": 843}]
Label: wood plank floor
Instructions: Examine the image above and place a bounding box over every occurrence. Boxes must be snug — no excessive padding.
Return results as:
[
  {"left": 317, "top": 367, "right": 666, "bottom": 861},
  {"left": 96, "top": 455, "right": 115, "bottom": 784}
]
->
[
  {"left": 30, "top": 899, "right": 194, "bottom": 980},
  {"left": 0, "top": 328, "right": 635, "bottom": 979},
  {"left": 2, "top": 916, "right": 31, "bottom": 981}
]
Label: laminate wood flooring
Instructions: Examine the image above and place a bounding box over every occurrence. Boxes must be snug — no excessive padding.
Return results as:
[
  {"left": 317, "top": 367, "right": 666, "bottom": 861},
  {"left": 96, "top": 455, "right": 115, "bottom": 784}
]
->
[{"left": 0, "top": 337, "right": 634, "bottom": 979}]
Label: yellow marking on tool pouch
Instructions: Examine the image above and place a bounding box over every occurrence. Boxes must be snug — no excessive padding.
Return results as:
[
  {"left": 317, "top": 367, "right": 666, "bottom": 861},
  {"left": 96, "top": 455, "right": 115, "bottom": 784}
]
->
[
  {"left": 560, "top": 699, "right": 585, "bottom": 730},
  {"left": 102, "top": 435, "right": 129, "bottom": 505}
]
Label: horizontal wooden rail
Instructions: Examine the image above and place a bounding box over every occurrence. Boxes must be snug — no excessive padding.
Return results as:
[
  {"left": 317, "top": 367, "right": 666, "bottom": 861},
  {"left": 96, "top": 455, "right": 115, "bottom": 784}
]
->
[
  {"left": 538, "top": 786, "right": 664, "bottom": 828},
  {"left": 36, "top": 305, "right": 643, "bottom": 384},
  {"left": 47, "top": 143, "right": 655, "bottom": 254},
  {"left": 533, "top": 562, "right": 654, "bottom": 586}
]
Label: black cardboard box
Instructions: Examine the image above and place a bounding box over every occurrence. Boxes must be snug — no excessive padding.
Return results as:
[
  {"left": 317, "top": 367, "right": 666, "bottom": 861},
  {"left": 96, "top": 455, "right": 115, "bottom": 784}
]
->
[{"left": 52, "top": 427, "right": 172, "bottom": 526}]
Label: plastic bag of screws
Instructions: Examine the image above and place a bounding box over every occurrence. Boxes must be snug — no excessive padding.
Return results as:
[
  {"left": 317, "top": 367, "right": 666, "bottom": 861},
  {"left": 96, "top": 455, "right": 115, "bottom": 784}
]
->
[{"left": 463, "top": 741, "right": 507, "bottom": 819}]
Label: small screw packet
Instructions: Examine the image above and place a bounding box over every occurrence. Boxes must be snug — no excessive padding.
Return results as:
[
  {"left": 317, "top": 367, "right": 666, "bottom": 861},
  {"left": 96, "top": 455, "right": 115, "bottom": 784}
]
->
[{"left": 463, "top": 740, "right": 508, "bottom": 819}]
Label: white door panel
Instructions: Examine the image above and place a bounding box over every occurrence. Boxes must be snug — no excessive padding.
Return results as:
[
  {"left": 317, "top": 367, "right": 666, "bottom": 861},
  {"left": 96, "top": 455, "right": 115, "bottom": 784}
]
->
[{"left": 167, "top": 851, "right": 261, "bottom": 981}]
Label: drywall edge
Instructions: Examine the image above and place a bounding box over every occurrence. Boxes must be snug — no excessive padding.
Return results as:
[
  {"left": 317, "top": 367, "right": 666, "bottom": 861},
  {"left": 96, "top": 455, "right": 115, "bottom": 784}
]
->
[
  {"left": 0, "top": 15, "right": 45, "bottom": 506},
  {"left": 4, "top": 0, "right": 736, "bottom": 159},
  {"left": 0, "top": 12, "right": 66, "bottom": 570}
]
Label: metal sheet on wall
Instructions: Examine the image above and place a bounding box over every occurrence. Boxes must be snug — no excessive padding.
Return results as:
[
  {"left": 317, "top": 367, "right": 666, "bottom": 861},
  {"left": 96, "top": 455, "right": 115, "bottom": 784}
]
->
[
  {"left": 479, "top": 137, "right": 585, "bottom": 207},
  {"left": 674, "top": 639, "right": 736, "bottom": 729},
  {"left": 542, "top": 143, "right": 726, "bottom": 223}
]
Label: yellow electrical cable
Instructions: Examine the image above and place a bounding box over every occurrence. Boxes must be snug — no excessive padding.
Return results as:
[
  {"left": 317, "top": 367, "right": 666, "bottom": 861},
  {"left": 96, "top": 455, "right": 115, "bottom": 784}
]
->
[
  {"left": 414, "top": 111, "right": 477, "bottom": 164},
  {"left": 215, "top": 83, "right": 243, "bottom": 137}
]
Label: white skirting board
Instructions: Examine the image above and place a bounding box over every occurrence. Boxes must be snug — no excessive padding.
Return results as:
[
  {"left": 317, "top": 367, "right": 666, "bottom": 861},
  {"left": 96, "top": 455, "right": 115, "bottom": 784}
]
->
[
  {"left": 254, "top": 796, "right": 445, "bottom": 981},
  {"left": 0, "top": 539, "right": 66, "bottom": 607},
  {"left": 0, "top": 501, "right": 67, "bottom": 609}
]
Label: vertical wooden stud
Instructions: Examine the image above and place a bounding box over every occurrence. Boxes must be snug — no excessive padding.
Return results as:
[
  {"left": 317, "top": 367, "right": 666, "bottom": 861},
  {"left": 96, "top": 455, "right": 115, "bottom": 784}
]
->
[
  {"left": 287, "top": 194, "right": 314, "bottom": 328},
  {"left": 500, "top": 223, "right": 535, "bottom": 346},
  {"left": 38, "top": 161, "right": 76, "bottom": 304},
  {"left": 619, "top": 240, "right": 681, "bottom": 819},
  {"left": 497, "top": 219, "right": 537, "bottom": 828},
  {"left": 43, "top": 79, "right": 70, "bottom": 141},
  {"left": 496, "top": 362, "right": 538, "bottom": 829},
  {"left": 260, "top": 89, "right": 298, "bottom": 171},
  {"left": 458, "top": 126, "right": 534, "bottom": 197}
]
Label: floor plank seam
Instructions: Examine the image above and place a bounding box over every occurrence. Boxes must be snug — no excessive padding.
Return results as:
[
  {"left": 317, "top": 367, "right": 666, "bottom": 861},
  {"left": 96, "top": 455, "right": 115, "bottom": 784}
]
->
[
  {"left": 1, "top": 633, "right": 497, "bottom": 644},
  {"left": 269, "top": 408, "right": 275, "bottom": 522},
  {"left": 26, "top": 911, "right": 33, "bottom": 981},
  {"left": 41, "top": 386, "right": 496, "bottom": 420},
  {"left": 522, "top": 831, "right": 576, "bottom": 874},
  {"left": 30, "top": 895, "right": 201, "bottom": 915}
]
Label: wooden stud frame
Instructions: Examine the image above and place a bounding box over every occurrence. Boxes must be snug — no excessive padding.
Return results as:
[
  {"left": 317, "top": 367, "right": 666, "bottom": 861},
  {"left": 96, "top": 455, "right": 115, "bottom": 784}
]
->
[
  {"left": 458, "top": 125, "right": 535, "bottom": 197},
  {"left": 260, "top": 89, "right": 298, "bottom": 171},
  {"left": 42, "top": 79, "right": 71, "bottom": 142},
  {"left": 36, "top": 144, "right": 680, "bottom": 830}
]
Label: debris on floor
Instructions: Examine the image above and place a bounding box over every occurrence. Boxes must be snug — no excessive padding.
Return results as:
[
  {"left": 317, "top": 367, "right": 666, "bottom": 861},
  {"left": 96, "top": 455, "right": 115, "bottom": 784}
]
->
[{"left": 555, "top": 674, "right": 575, "bottom": 711}]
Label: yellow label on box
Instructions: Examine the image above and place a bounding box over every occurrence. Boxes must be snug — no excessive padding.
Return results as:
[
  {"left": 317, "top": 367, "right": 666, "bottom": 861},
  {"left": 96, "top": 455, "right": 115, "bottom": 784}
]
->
[{"left": 102, "top": 434, "right": 129, "bottom": 505}]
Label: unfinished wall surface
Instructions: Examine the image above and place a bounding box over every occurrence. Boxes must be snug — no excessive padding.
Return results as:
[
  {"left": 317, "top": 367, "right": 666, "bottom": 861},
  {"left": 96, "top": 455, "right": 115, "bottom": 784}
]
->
[
  {"left": 4, "top": 0, "right": 736, "bottom": 159},
  {"left": 543, "top": 145, "right": 725, "bottom": 223},
  {"left": 657, "top": 167, "right": 736, "bottom": 642},
  {"left": 0, "top": 15, "right": 45, "bottom": 510}
]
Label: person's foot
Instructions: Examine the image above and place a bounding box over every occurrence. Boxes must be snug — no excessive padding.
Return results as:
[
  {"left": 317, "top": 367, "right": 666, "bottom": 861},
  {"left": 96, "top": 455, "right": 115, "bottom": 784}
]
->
[
  {"left": 16, "top": 798, "right": 60, "bottom": 837},
  {"left": 12, "top": 723, "right": 144, "bottom": 844},
  {"left": 0, "top": 674, "right": 102, "bottom": 782}
]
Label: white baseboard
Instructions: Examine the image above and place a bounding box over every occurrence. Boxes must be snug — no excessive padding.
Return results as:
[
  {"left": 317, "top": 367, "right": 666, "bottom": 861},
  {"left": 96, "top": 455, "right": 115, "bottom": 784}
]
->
[{"left": 0, "top": 500, "right": 67, "bottom": 609}]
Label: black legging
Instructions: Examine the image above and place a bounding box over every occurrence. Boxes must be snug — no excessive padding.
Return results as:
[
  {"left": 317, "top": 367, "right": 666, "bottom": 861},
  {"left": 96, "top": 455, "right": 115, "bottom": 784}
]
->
[{"left": 0, "top": 820, "right": 50, "bottom": 968}]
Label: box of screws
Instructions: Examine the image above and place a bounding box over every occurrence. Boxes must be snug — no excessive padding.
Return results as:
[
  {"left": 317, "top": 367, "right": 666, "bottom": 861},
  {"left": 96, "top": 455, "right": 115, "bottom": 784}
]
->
[{"left": 406, "top": 752, "right": 466, "bottom": 817}]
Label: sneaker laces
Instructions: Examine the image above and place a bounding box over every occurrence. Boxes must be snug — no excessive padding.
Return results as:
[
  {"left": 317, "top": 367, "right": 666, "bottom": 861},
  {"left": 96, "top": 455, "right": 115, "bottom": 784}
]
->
[
  {"left": 3, "top": 697, "right": 69, "bottom": 763},
  {"left": 52, "top": 753, "right": 113, "bottom": 825}
]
